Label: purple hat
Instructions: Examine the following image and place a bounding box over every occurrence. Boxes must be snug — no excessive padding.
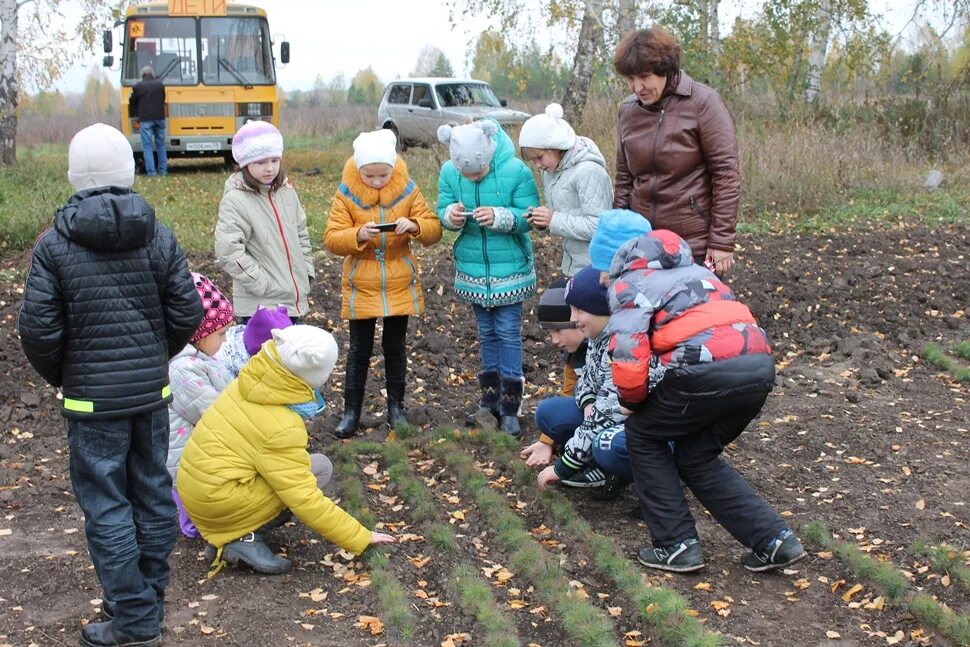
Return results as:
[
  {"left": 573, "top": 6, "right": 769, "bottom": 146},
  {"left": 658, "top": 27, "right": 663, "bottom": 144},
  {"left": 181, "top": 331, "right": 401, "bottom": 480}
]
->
[
  {"left": 232, "top": 120, "right": 284, "bottom": 168},
  {"left": 564, "top": 266, "right": 610, "bottom": 316},
  {"left": 243, "top": 305, "right": 293, "bottom": 356}
]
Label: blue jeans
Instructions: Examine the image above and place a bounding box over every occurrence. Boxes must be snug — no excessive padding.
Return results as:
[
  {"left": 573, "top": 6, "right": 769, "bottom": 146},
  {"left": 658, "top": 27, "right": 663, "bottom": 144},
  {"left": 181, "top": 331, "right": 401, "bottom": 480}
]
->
[
  {"left": 472, "top": 302, "right": 523, "bottom": 378},
  {"left": 139, "top": 120, "right": 168, "bottom": 176},
  {"left": 68, "top": 408, "right": 176, "bottom": 637},
  {"left": 534, "top": 396, "right": 632, "bottom": 479}
]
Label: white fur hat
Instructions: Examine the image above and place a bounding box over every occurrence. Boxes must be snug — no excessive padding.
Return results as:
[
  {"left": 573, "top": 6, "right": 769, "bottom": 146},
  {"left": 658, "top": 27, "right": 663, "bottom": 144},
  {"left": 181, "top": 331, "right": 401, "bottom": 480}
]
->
[
  {"left": 518, "top": 103, "right": 576, "bottom": 151},
  {"left": 67, "top": 123, "right": 135, "bottom": 191},
  {"left": 272, "top": 325, "right": 338, "bottom": 388},
  {"left": 437, "top": 120, "right": 498, "bottom": 174},
  {"left": 353, "top": 129, "right": 398, "bottom": 169}
]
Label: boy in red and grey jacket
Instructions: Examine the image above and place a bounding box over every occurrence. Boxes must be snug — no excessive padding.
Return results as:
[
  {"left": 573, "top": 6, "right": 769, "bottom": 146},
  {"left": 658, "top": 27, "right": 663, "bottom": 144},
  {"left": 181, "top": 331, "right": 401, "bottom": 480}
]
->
[{"left": 590, "top": 209, "right": 805, "bottom": 574}]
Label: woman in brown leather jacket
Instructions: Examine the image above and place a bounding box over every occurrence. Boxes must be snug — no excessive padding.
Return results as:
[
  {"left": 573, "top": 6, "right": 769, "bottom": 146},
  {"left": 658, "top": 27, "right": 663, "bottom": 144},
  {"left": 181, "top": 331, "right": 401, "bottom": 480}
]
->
[{"left": 612, "top": 27, "right": 740, "bottom": 275}]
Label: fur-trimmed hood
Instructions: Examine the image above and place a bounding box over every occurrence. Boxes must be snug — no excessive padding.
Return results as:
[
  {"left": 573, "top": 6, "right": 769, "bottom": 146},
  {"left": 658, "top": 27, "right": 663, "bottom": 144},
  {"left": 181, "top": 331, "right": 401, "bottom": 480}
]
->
[{"left": 338, "top": 156, "right": 413, "bottom": 209}]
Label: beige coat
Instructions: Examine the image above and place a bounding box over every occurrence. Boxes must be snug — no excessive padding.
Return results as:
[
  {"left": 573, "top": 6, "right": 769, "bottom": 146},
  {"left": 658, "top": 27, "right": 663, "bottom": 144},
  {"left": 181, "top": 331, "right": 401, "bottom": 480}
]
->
[{"left": 215, "top": 173, "right": 313, "bottom": 318}]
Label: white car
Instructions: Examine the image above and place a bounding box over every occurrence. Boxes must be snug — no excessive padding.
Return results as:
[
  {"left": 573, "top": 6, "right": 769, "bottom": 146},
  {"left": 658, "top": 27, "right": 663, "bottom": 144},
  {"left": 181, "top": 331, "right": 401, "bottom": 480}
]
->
[{"left": 377, "top": 77, "right": 530, "bottom": 149}]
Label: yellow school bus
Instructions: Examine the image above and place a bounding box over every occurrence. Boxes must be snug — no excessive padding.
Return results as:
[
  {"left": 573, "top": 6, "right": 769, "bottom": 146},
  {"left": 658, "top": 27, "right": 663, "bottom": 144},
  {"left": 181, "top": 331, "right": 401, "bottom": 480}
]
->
[{"left": 104, "top": 0, "right": 289, "bottom": 168}]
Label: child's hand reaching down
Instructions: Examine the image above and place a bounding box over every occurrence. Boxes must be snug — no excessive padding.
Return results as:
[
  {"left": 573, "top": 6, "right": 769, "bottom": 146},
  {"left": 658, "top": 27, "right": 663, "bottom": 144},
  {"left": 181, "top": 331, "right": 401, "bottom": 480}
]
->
[{"left": 370, "top": 531, "right": 397, "bottom": 545}]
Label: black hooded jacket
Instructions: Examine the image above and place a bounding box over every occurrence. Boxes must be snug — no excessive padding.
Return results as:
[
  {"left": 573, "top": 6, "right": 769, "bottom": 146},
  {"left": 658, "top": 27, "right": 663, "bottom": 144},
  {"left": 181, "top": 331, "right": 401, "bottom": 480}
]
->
[{"left": 18, "top": 187, "right": 202, "bottom": 419}]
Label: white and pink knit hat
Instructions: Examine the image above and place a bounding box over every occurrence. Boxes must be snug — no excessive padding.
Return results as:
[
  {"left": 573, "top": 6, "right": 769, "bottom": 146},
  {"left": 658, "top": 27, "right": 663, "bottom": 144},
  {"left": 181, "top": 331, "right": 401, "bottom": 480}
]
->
[{"left": 231, "top": 120, "right": 284, "bottom": 168}]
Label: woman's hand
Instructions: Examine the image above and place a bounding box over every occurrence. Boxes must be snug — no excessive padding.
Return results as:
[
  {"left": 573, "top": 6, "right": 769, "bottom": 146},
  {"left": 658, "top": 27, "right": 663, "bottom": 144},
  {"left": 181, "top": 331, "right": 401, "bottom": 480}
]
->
[
  {"left": 472, "top": 207, "right": 495, "bottom": 227},
  {"left": 369, "top": 531, "right": 397, "bottom": 545},
  {"left": 447, "top": 203, "right": 467, "bottom": 228},
  {"left": 395, "top": 217, "right": 419, "bottom": 235},
  {"left": 527, "top": 206, "right": 553, "bottom": 229},
  {"left": 520, "top": 441, "right": 554, "bottom": 467},
  {"left": 707, "top": 248, "right": 734, "bottom": 275},
  {"left": 357, "top": 222, "right": 379, "bottom": 243},
  {"left": 537, "top": 465, "right": 560, "bottom": 490}
]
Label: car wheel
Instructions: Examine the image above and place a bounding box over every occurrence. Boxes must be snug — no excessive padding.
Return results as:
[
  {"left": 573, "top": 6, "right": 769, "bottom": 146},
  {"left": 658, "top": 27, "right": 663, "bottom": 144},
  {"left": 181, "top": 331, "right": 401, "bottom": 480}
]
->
[{"left": 384, "top": 124, "right": 406, "bottom": 152}]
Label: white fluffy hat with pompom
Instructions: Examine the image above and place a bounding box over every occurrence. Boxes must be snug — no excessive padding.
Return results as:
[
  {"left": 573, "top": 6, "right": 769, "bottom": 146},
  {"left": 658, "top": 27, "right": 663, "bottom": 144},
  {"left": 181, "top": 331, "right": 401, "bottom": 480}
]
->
[
  {"left": 437, "top": 120, "right": 498, "bottom": 174},
  {"left": 517, "top": 103, "right": 577, "bottom": 151}
]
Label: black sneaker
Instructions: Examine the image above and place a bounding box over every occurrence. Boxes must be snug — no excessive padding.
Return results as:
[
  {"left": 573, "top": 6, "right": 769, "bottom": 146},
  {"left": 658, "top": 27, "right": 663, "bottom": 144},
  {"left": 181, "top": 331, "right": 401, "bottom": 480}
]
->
[
  {"left": 742, "top": 531, "right": 807, "bottom": 572},
  {"left": 560, "top": 466, "right": 608, "bottom": 488},
  {"left": 589, "top": 475, "right": 631, "bottom": 501},
  {"left": 638, "top": 538, "right": 705, "bottom": 573}
]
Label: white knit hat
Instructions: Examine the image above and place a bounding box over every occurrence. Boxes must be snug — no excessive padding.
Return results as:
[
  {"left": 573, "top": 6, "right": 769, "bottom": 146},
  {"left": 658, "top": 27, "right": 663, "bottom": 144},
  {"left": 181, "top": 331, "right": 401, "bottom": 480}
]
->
[
  {"left": 67, "top": 123, "right": 135, "bottom": 191},
  {"left": 353, "top": 129, "right": 398, "bottom": 169},
  {"left": 518, "top": 103, "right": 576, "bottom": 151},
  {"left": 437, "top": 120, "right": 498, "bottom": 174},
  {"left": 272, "top": 325, "right": 338, "bottom": 388},
  {"left": 232, "top": 120, "right": 284, "bottom": 168}
]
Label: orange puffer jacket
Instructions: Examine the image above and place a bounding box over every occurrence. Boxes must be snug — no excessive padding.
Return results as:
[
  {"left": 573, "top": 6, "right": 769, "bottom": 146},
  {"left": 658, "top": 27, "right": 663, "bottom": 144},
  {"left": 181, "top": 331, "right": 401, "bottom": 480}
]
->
[{"left": 324, "top": 157, "right": 442, "bottom": 320}]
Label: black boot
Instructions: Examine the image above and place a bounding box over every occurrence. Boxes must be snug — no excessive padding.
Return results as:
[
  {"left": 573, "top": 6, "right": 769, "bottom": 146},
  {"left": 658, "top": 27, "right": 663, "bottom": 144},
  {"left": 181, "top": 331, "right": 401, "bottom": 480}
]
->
[
  {"left": 386, "top": 381, "right": 407, "bottom": 428},
  {"left": 204, "top": 531, "right": 291, "bottom": 575},
  {"left": 334, "top": 389, "right": 363, "bottom": 439},
  {"left": 500, "top": 376, "right": 524, "bottom": 438},
  {"left": 80, "top": 621, "right": 160, "bottom": 647},
  {"left": 465, "top": 370, "right": 501, "bottom": 428}
]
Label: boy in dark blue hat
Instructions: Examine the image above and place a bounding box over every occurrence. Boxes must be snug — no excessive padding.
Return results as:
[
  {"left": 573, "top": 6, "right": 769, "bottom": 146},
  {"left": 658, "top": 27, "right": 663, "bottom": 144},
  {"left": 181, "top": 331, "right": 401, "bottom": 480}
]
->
[{"left": 528, "top": 266, "right": 632, "bottom": 499}]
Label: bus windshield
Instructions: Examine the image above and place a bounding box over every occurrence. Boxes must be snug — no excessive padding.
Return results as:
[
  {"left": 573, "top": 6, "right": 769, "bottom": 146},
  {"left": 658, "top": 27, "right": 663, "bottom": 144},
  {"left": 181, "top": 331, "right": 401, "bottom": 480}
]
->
[
  {"left": 200, "top": 17, "right": 275, "bottom": 86},
  {"left": 122, "top": 16, "right": 274, "bottom": 87}
]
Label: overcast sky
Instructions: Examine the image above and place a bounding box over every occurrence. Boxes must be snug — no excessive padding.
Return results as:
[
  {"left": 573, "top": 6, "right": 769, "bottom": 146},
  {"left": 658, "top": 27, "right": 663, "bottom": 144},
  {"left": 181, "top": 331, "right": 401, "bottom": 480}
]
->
[{"left": 46, "top": 0, "right": 936, "bottom": 94}]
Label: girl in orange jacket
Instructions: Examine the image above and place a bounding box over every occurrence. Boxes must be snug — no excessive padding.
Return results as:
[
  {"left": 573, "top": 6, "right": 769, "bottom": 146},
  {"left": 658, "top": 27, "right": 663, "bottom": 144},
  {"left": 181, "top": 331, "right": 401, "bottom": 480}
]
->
[{"left": 324, "top": 129, "right": 442, "bottom": 438}]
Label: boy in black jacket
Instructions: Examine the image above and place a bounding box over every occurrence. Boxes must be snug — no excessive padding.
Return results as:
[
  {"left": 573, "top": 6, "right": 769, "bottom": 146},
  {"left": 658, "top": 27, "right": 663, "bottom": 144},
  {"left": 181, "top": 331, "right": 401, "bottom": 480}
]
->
[{"left": 18, "top": 123, "right": 202, "bottom": 647}]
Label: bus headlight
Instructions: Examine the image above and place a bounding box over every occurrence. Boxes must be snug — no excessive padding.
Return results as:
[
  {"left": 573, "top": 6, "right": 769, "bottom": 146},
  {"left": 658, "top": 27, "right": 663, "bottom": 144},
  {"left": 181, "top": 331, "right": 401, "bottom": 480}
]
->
[{"left": 237, "top": 102, "right": 272, "bottom": 117}]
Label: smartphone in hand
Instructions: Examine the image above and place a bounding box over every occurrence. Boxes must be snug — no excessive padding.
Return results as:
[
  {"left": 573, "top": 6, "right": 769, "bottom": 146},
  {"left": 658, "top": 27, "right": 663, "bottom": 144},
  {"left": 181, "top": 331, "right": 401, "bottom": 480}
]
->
[{"left": 374, "top": 222, "right": 398, "bottom": 232}]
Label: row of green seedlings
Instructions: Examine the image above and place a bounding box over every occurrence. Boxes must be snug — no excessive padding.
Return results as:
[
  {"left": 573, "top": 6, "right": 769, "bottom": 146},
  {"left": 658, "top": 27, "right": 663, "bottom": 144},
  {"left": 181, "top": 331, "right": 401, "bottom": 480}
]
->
[
  {"left": 913, "top": 538, "right": 970, "bottom": 591},
  {"left": 458, "top": 428, "right": 723, "bottom": 647},
  {"left": 921, "top": 342, "right": 970, "bottom": 383},
  {"left": 429, "top": 433, "right": 619, "bottom": 647},
  {"left": 331, "top": 442, "right": 417, "bottom": 640},
  {"left": 802, "top": 521, "right": 970, "bottom": 645},
  {"left": 345, "top": 436, "right": 524, "bottom": 647}
]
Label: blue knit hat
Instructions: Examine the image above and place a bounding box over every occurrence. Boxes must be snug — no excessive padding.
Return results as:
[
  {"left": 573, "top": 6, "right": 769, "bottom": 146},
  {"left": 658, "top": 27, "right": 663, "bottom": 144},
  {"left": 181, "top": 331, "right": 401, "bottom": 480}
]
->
[
  {"left": 564, "top": 266, "right": 610, "bottom": 316},
  {"left": 589, "top": 209, "right": 653, "bottom": 272}
]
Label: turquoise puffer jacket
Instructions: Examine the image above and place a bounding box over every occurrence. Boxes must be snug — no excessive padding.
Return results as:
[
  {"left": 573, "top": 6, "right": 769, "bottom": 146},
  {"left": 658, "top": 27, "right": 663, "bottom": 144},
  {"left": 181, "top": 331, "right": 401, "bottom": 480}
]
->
[{"left": 436, "top": 121, "right": 539, "bottom": 307}]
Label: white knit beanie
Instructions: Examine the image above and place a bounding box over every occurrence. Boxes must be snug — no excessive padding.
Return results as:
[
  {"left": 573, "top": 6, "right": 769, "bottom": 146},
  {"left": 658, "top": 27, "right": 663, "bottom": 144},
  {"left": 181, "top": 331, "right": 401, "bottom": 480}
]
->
[
  {"left": 353, "top": 129, "right": 398, "bottom": 169},
  {"left": 518, "top": 103, "right": 576, "bottom": 151},
  {"left": 272, "top": 325, "right": 338, "bottom": 388},
  {"left": 437, "top": 120, "right": 498, "bottom": 174},
  {"left": 67, "top": 123, "right": 135, "bottom": 191},
  {"left": 232, "top": 120, "right": 284, "bottom": 168}
]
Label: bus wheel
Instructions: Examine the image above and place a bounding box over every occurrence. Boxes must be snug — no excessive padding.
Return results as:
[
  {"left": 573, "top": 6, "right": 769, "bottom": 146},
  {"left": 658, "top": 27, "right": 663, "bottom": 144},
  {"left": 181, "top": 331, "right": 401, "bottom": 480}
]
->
[
  {"left": 223, "top": 152, "right": 235, "bottom": 168},
  {"left": 134, "top": 153, "right": 146, "bottom": 174}
]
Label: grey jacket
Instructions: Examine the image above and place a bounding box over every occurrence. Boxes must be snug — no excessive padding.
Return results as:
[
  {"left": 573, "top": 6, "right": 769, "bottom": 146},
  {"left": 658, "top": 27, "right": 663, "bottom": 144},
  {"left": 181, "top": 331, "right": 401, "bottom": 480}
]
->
[
  {"left": 167, "top": 344, "right": 233, "bottom": 478},
  {"left": 542, "top": 137, "right": 614, "bottom": 276},
  {"left": 215, "top": 173, "right": 314, "bottom": 318}
]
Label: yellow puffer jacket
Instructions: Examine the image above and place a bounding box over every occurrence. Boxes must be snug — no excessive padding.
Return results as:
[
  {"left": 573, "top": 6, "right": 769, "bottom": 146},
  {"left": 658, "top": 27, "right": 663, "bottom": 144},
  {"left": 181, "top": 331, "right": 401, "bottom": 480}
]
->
[
  {"left": 324, "top": 157, "right": 442, "bottom": 320},
  {"left": 176, "top": 341, "right": 371, "bottom": 555}
]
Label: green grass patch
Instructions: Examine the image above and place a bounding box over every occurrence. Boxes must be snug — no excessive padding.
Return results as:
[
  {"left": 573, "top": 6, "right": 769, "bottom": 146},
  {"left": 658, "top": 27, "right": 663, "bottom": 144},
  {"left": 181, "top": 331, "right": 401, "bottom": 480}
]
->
[
  {"left": 738, "top": 186, "right": 969, "bottom": 235},
  {"left": 432, "top": 440, "right": 618, "bottom": 647},
  {"left": 921, "top": 343, "right": 970, "bottom": 384},
  {"left": 953, "top": 341, "right": 970, "bottom": 361},
  {"left": 913, "top": 539, "right": 970, "bottom": 591},
  {"left": 803, "top": 521, "right": 970, "bottom": 645},
  {"left": 451, "top": 563, "right": 523, "bottom": 647}
]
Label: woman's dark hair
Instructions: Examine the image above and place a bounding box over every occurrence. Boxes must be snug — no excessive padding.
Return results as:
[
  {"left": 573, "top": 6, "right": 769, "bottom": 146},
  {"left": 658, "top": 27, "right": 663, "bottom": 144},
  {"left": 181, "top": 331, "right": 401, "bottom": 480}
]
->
[
  {"left": 241, "top": 162, "right": 288, "bottom": 192},
  {"left": 614, "top": 27, "right": 682, "bottom": 77}
]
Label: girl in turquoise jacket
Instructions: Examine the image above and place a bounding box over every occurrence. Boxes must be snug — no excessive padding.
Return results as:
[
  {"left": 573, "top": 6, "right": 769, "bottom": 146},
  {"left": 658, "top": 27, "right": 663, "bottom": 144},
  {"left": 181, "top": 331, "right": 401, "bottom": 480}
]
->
[{"left": 436, "top": 119, "right": 539, "bottom": 437}]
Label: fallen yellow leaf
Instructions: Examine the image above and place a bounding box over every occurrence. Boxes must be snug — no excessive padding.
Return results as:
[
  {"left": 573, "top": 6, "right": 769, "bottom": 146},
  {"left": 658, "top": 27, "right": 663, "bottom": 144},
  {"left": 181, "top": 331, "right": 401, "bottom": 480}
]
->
[{"left": 841, "top": 583, "right": 864, "bottom": 602}]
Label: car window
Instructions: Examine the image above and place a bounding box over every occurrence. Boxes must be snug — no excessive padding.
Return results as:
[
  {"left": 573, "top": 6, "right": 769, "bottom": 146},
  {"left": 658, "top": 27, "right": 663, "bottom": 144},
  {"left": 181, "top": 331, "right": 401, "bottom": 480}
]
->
[
  {"left": 387, "top": 84, "right": 411, "bottom": 104},
  {"left": 435, "top": 83, "right": 501, "bottom": 108},
  {"left": 412, "top": 84, "right": 433, "bottom": 106}
]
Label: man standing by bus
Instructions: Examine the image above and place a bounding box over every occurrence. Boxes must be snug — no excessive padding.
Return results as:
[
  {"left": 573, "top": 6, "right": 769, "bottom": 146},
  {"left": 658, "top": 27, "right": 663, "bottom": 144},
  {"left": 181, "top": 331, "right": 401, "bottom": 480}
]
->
[{"left": 129, "top": 66, "right": 168, "bottom": 176}]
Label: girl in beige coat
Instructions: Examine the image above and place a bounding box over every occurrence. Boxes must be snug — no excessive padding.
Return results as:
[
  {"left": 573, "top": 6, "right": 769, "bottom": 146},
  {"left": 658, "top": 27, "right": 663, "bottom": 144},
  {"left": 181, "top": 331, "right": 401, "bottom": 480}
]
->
[{"left": 215, "top": 121, "right": 314, "bottom": 320}]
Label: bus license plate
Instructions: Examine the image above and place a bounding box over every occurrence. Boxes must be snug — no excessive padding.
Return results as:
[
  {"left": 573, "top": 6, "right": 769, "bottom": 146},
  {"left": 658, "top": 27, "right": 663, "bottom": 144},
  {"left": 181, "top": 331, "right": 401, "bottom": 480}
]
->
[{"left": 186, "top": 142, "right": 220, "bottom": 151}]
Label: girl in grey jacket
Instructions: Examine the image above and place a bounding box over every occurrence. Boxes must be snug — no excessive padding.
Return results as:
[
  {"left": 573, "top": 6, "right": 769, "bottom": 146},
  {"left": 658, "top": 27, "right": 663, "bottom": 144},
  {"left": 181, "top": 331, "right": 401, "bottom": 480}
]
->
[
  {"left": 215, "top": 121, "right": 314, "bottom": 319},
  {"left": 519, "top": 103, "right": 614, "bottom": 276}
]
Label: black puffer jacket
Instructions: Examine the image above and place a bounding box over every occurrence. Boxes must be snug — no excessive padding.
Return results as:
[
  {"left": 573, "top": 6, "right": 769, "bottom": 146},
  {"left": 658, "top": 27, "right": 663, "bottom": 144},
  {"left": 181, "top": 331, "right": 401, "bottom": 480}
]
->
[{"left": 18, "top": 187, "right": 202, "bottom": 419}]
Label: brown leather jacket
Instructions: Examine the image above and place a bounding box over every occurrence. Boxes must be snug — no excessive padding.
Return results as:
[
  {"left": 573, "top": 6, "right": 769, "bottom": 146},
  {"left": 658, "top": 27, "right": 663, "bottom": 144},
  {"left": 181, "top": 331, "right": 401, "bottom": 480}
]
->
[{"left": 613, "top": 72, "right": 740, "bottom": 257}]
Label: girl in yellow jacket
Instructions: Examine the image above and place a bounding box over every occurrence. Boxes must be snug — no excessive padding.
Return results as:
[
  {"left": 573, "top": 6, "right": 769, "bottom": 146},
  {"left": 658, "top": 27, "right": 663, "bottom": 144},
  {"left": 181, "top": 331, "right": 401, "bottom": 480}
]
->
[
  {"left": 177, "top": 325, "right": 395, "bottom": 576},
  {"left": 324, "top": 129, "right": 442, "bottom": 438}
]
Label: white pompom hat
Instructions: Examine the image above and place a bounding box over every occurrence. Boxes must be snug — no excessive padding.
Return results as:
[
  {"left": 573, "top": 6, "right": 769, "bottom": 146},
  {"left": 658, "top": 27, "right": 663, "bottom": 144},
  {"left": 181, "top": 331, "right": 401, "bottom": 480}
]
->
[
  {"left": 272, "top": 325, "right": 338, "bottom": 388},
  {"left": 518, "top": 103, "right": 577, "bottom": 151},
  {"left": 353, "top": 129, "right": 398, "bottom": 169},
  {"left": 67, "top": 123, "right": 135, "bottom": 191},
  {"left": 437, "top": 120, "right": 498, "bottom": 175}
]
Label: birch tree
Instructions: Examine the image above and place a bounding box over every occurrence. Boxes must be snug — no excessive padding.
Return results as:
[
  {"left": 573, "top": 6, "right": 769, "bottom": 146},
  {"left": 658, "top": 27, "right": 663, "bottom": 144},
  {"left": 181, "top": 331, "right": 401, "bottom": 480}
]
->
[
  {"left": 0, "top": 0, "right": 115, "bottom": 165},
  {"left": 561, "top": 0, "right": 604, "bottom": 122},
  {"left": 805, "top": 0, "right": 833, "bottom": 101}
]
